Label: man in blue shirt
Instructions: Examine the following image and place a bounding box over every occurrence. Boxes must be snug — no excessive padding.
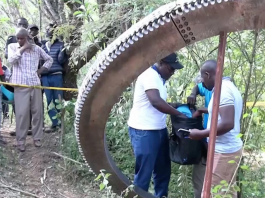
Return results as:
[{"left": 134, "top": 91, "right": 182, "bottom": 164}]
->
[{"left": 188, "top": 82, "right": 212, "bottom": 129}]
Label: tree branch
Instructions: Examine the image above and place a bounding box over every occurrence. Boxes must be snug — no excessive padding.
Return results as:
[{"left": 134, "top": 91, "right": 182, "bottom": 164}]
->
[{"left": 43, "top": 0, "right": 60, "bottom": 23}]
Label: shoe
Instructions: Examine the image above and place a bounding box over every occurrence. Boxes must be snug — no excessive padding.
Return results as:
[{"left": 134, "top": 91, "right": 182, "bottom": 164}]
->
[
  {"left": 34, "top": 140, "right": 42, "bottom": 147},
  {"left": 0, "top": 136, "right": 7, "bottom": 145},
  {"left": 44, "top": 126, "right": 57, "bottom": 133},
  {"left": 17, "top": 144, "right": 25, "bottom": 152}
]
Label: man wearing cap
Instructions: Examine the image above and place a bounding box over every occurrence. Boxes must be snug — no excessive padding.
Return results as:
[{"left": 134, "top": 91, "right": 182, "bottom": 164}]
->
[
  {"left": 127, "top": 53, "right": 186, "bottom": 197},
  {"left": 28, "top": 24, "right": 42, "bottom": 47}
]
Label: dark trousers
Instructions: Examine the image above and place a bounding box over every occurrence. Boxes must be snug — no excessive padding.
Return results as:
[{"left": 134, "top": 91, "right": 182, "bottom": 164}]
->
[
  {"left": 41, "top": 74, "right": 63, "bottom": 127},
  {"left": 2, "top": 102, "right": 9, "bottom": 117},
  {"left": 128, "top": 127, "right": 171, "bottom": 198}
]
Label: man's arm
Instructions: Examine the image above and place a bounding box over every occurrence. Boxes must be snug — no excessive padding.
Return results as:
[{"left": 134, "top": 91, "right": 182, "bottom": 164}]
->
[
  {"left": 190, "top": 88, "right": 235, "bottom": 140},
  {"left": 0, "top": 59, "right": 5, "bottom": 82},
  {"left": 8, "top": 44, "right": 21, "bottom": 65},
  {"left": 190, "top": 105, "right": 234, "bottom": 139},
  {"left": 146, "top": 89, "right": 186, "bottom": 117},
  {"left": 187, "top": 84, "right": 203, "bottom": 105},
  {"left": 37, "top": 47, "right": 53, "bottom": 75},
  {"left": 58, "top": 45, "right": 67, "bottom": 65}
]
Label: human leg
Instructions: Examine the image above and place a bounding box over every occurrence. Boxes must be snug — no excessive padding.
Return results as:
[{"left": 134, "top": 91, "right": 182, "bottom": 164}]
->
[
  {"left": 211, "top": 149, "right": 242, "bottom": 197},
  {"left": 192, "top": 157, "right": 206, "bottom": 198},
  {"left": 0, "top": 90, "right": 6, "bottom": 145},
  {"left": 50, "top": 74, "right": 63, "bottom": 127},
  {"left": 30, "top": 88, "right": 43, "bottom": 146},
  {"left": 129, "top": 127, "right": 160, "bottom": 192},
  {"left": 14, "top": 87, "right": 31, "bottom": 151},
  {"left": 153, "top": 128, "right": 171, "bottom": 198},
  {"left": 2, "top": 102, "right": 9, "bottom": 118},
  {"left": 41, "top": 76, "right": 54, "bottom": 126}
]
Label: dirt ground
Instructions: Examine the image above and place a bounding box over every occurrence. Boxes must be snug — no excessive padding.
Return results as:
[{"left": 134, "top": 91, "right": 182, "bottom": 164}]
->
[{"left": 0, "top": 119, "right": 102, "bottom": 198}]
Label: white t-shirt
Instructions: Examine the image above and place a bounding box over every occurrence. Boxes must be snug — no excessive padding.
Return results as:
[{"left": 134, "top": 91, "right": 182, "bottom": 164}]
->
[
  {"left": 207, "top": 79, "right": 243, "bottom": 153},
  {"left": 128, "top": 67, "right": 167, "bottom": 130}
]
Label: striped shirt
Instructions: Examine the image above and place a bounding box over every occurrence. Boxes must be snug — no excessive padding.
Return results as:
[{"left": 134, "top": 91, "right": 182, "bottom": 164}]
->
[{"left": 8, "top": 43, "right": 53, "bottom": 86}]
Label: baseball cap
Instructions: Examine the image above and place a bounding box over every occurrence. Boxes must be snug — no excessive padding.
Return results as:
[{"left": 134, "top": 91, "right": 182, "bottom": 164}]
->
[
  {"left": 28, "top": 24, "right": 39, "bottom": 30},
  {"left": 161, "top": 53, "right": 184, "bottom": 70}
]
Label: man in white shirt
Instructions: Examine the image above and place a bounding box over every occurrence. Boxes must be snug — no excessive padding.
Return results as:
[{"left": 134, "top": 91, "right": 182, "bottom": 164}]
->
[
  {"left": 128, "top": 53, "right": 186, "bottom": 197},
  {"left": 190, "top": 60, "right": 243, "bottom": 197}
]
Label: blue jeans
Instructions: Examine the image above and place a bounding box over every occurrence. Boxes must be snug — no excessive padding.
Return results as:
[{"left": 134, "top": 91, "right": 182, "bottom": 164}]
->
[
  {"left": 41, "top": 74, "right": 63, "bottom": 127},
  {"left": 129, "top": 127, "right": 171, "bottom": 198}
]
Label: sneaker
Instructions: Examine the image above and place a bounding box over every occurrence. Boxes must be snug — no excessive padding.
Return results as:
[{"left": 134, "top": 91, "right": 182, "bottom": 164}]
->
[{"left": 17, "top": 144, "right": 25, "bottom": 152}]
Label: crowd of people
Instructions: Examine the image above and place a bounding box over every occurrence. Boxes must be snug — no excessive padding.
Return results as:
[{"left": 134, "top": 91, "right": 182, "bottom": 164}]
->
[
  {"left": 0, "top": 17, "right": 68, "bottom": 152},
  {"left": 128, "top": 54, "right": 242, "bottom": 197}
]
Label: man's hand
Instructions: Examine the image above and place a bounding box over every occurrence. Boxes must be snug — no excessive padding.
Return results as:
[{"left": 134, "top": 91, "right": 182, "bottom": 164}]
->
[
  {"left": 37, "top": 67, "right": 48, "bottom": 78},
  {"left": 177, "top": 113, "right": 188, "bottom": 118},
  {"left": 187, "top": 94, "right": 196, "bottom": 105},
  {"left": 37, "top": 69, "right": 42, "bottom": 78},
  {"left": 23, "top": 42, "right": 33, "bottom": 50},
  {"left": 189, "top": 129, "right": 205, "bottom": 140},
  {"left": 192, "top": 110, "right": 202, "bottom": 118}
]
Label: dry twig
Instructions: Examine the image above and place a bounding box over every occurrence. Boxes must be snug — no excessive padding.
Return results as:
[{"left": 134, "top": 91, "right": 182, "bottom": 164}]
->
[
  {"left": 0, "top": 182, "right": 40, "bottom": 198},
  {"left": 51, "top": 152, "right": 86, "bottom": 166}
]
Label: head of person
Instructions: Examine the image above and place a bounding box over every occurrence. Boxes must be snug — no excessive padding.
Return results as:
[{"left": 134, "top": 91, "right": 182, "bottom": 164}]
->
[
  {"left": 16, "top": 28, "right": 29, "bottom": 47},
  {"left": 17, "top": 17, "right": 28, "bottom": 29},
  {"left": 46, "top": 22, "right": 57, "bottom": 39},
  {"left": 157, "top": 53, "right": 184, "bottom": 80},
  {"left": 200, "top": 60, "right": 217, "bottom": 91},
  {"left": 28, "top": 24, "right": 39, "bottom": 37}
]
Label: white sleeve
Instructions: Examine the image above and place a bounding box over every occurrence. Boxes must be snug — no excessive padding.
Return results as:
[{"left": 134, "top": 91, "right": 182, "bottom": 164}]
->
[
  {"left": 220, "top": 85, "right": 234, "bottom": 107},
  {"left": 141, "top": 71, "right": 161, "bottom": 91}
]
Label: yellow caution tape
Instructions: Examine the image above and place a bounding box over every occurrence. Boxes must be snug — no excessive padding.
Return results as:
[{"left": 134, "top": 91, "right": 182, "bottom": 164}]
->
[
  {"left": 0, "top": 82, "right": 78, "bottom": 92},
  {"left": 246, "top": 102, "right": 265, "bottom": 107},
  {"left": 0, "top": 82, "right": 264, "bottom": 107}
]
